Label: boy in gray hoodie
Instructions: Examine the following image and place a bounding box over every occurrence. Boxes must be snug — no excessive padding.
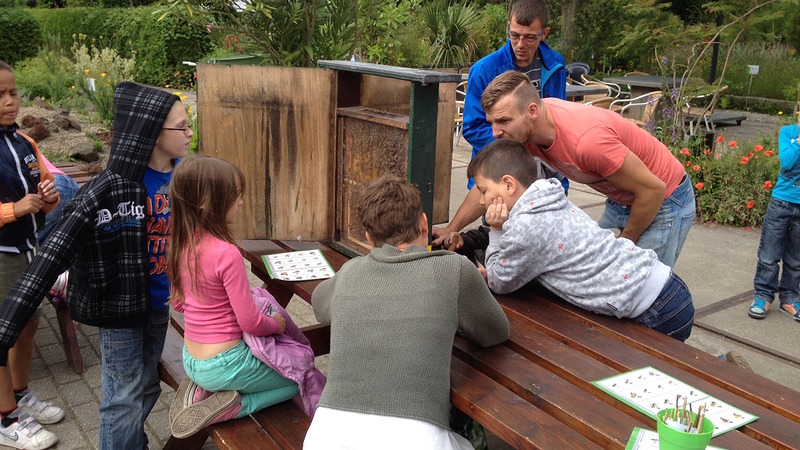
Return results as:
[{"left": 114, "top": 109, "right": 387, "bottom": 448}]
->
[{"left": 471, "top": 139, "right": 694, "bottom": 341}]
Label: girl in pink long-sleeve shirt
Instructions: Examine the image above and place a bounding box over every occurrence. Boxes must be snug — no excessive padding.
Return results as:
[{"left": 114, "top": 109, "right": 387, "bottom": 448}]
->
[{"left": 166, "top": 155, "right": 299, "bottom": 439}]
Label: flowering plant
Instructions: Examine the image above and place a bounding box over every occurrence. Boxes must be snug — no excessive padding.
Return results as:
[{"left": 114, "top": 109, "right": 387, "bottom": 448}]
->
[
  {"left": 71, "top": 35, "right": 136, "bottom": 124},
  {"left": 671, "top": 135, "right": 780, "bottom": 227}
]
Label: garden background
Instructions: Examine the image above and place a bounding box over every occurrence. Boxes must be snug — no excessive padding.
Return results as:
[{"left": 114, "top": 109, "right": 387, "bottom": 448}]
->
[{"left": 1, "top": 0, "right": 799, "bottom": 227}]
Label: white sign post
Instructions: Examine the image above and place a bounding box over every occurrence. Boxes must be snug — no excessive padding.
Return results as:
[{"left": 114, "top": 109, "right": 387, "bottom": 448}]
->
[{"left": 747, "top": 65, "right": 759, "bottom": 95}]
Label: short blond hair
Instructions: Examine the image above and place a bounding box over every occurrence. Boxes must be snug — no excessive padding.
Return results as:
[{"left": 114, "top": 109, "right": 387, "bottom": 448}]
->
[{"left": 481, "top": 71, "right": 542, "bottom": 115}]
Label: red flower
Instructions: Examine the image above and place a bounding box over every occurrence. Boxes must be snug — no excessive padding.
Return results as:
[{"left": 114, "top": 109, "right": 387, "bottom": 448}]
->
[
  {"left": 703, "top": 148, "right": 712, "bottom": 155},
  {"left": 754, "top": 144, "right": 763, "bottom": 152},
  {"left": 695, "top": 182, "right": 704, "bottom": 190},
  {"left": 763, "top": 180, "right": 774, "bottom": 190},
  {"left": 716, "top": 135, "right": 725, "bottom": 143},
  {"left": 746, "top": 152, "right": 754, "bottom": 158},
  {"left": 764, "top": 150, "right": 774, "bottom": 156},
  {"left": 729, "top": 140, "right": 738, "bottom": 148},
  {"left": 685, "top": 161, "right": 691, "bottom": 167},
  {"left": 680, "top": 148, "right": 690, "bottom": 156},
  {"left": 746, "top": 200, "right": 755, "bottom": 209},
  {"left": 740, "top": 156, "right": 749, "bottom": 164},
  {"left": 692, "top": 164, "right": 701, "bottom": 171}
]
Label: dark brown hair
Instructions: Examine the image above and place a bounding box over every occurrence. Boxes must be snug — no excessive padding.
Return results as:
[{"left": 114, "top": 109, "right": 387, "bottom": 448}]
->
[
  {"left": 510, "top": 0, "right": 550, "bottom": 27},
  {"left": 467, "top": 139, "right": 540, "bottom": 187},
  {"left": 167, "top": 154, "right": 245, "bottom": 306},
  {"left": 481, "top": 70, "right": 542, "bottom": 116},
  {"left": 356, "top": 174, "right": 423, "bottom": 247}
]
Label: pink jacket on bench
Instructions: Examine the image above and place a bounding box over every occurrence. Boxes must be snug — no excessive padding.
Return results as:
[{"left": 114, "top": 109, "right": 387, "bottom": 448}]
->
[{"left": 244, "top": 287, "right": 326, "bottom": 417}]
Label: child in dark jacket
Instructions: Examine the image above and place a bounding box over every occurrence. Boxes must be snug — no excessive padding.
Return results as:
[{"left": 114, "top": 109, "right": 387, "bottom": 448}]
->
[
  {"left": 0, "top": 59, "right": 62, "bottom": 450},
  {"left": 0, "top": 81, "right": 192, "bottom": 449}
]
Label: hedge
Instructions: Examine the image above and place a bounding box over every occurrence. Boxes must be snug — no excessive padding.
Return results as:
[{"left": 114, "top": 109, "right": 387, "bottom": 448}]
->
[
  {"left": 0, "top": 9, "right": 42, "bottom": 65},
  {"left": 28, "top": 6, "right": 213, "bottom": 86}
]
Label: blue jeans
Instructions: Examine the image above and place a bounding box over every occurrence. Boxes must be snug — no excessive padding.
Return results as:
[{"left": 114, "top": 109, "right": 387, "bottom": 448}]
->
[
  {"left": 753, "top": 198, "right": 800, "bottom": 305},
  {"left": 598, "top": 175, "right": 695, "bottom": 268},
  {"left": 99, "top": 308, "right": 169, "bottom": 450},
  {"left": 38, "top": 174, "right": 80, "bottom": 244},
  {"left": 183, "top": 341, "right": 299, "bottom": 417},
  {"left": 633, "top": 273, "right": 695, "bottom": 342}
]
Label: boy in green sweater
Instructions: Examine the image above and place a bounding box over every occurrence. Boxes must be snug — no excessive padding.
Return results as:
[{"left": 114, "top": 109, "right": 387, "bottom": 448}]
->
[{"left": 305, "top": 174, "right": 509, "bottom": 450}]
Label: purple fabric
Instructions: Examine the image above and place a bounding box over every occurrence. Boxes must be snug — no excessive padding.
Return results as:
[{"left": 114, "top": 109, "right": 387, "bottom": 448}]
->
[{"left": 244, "top": 288, "right": 326, "bottom": 417}]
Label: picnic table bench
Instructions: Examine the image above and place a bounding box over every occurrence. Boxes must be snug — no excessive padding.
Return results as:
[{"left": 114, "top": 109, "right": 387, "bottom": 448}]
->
[{"left": 228, "top": 239, "right": 800, "bottom": 450}]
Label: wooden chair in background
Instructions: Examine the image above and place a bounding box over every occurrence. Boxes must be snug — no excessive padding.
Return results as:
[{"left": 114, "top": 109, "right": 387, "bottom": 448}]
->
[
  {"left": 581, "top": 74, "right": 627, "bottom": 98},
  {"left": 454, "top": 80, "right": 467, "bottom": 145},
  {"left": 611, "top": 91, "right": 663, "bottom": 127},
  {"left": 682, "top": 85, "right": 728, "bottom": 134}
]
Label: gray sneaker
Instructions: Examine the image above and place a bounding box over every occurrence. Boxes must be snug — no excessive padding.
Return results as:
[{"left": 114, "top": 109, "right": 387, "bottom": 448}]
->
[{"left": 0, "top": 413, "right": 58, "bottom": 450}]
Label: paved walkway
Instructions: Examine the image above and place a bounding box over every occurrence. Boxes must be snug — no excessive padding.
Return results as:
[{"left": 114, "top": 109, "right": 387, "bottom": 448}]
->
[{"left": 15, "top": 112, "right": 798, "bottom": 449}]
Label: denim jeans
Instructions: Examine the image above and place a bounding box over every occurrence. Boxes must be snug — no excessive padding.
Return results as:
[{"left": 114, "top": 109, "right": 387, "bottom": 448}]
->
[
  {"left": 99, "top": 307, "right": 169, "bottom": 450},
  {"left": 632, "top": 273, "right": 695, "bottom": 342},
  {"left": 598, "top": 175, "right": 695, "bottom": 269},
  {"left": 183, "top": 341, "right": 299, "bottom": 417},
  {"left": 38, "top": 174, "right": 80, "bottom": 245},
  {"left": 753, "top": 198, "right": 800, "bottom": 305}
]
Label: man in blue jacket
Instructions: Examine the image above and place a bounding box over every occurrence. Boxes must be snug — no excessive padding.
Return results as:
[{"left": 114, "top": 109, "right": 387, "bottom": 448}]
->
[{"left": 433, "top": 0, "right": 567, "bottom": 247}]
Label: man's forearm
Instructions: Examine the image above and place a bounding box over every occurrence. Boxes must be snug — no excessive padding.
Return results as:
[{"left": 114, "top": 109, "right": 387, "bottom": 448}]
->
[{"left": 619, "top": 197, "right": 662, "bottom": 243}]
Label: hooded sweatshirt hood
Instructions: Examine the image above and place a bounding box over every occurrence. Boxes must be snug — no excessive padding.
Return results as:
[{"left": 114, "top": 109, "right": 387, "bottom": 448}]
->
[{"left": 107, "top": 82, "right": 179, "bottom": 182}]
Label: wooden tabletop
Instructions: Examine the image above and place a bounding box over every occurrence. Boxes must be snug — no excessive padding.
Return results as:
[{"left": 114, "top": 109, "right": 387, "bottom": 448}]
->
[
  {"left": 566, "top": 83, "right": 610, "bottom": 98},
  {"left": 238, "top": 239, "right": 800, "bottom": 449}
]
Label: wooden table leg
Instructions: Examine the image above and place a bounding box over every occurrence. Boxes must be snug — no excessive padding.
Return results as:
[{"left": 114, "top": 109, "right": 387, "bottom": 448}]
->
[{"left": 51, "top": 299, "right": 84, "bottom": 374}]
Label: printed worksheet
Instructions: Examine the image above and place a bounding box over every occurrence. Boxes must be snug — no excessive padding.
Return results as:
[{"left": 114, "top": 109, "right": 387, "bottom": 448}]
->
[
  {"left": 594, "top": 366, "right": 757, "bottom": 437},
  {"left": 262, "top": 249, "right": 335, "bottom": 281}
]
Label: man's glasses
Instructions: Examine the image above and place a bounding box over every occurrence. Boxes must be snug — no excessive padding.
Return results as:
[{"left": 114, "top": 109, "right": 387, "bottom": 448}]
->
[
  {"left": 163, "top": 125, "right": 192, "bottom": 136},
  {"left": 507, "top": 29, "right": 544, "bottom": 45}
]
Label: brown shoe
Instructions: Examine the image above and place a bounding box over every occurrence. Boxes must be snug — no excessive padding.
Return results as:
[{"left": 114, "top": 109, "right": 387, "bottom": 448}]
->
[{"left": 725, "top": 350, "right": 753, "bottom": 372}]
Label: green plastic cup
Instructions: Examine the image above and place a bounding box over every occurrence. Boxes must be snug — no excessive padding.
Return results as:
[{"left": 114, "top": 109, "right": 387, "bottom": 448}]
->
[{"left": 656, "top": 409, "right": 714, "bottom": 450}]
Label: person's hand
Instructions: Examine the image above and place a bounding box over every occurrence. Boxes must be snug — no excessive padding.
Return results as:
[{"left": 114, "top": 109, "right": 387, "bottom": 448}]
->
[
  {"left": 485, "top": 197, "right": 509, "bottom": 231},
  {"left": 272, "top": 312, "right": 287, "bottom": 334},
  {"left": 478, "top": 267, "right": 488, "bottom": 282},
  {"left": 38, "top": 179, "right": 59, "bottom": 205},
  {"left": 445, "top": 231, "right": 463, "bottom": 251},
  {"left": 13, "top": 194, "right": 43, "bottom": 218},
  {"left": 431, "top": 225, "right": 454, "bottom": 248}
]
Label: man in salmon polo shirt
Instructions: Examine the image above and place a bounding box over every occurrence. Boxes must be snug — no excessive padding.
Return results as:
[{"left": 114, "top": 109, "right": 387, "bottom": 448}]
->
[{"left": 481, "top": 70, "right": 694, "bottom": 268}]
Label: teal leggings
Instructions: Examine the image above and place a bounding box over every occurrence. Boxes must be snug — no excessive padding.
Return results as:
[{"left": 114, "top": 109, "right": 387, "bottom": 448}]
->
[{"left": 183, "top": 341, "right": 299, "bottom": 417}]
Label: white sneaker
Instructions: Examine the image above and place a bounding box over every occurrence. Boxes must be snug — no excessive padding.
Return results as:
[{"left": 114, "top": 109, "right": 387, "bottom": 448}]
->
[
  {"left": 0, "top": 413, "right": 58, "bottom": 449},
  {"left": 17, "top": 392, "right": 65, "bottom": 425}
]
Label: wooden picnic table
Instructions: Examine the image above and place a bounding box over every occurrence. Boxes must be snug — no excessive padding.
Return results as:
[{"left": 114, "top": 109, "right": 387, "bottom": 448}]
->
[{"left": 238, "top": 239, "right": 800, "bottom": 450}]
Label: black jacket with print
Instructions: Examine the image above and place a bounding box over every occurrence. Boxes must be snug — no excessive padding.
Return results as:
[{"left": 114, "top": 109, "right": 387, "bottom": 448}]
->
[{"left": 0, "top": 83, "right": 179, "bottom": 364}]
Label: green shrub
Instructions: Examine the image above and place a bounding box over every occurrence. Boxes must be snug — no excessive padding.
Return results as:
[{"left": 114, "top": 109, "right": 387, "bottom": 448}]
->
[
  {"left": 13, "top": 37, "right": 76, "bottom": 103},
  {"left": 0, "top": 9, "right": 42, "bottom": 66},
  {"left": 671, "top": 135, "right": 781, "bottom": 227},
  {"left": 72, "top": 35, "right": 136, "bottom": 123},
  {"left": 472, "top": 4, "right": 507, "bottom": 62},
  {"left": 699, "top": 42, "right": 800, "bottom": 100},
  {"left": 29, "top": 6, "right": 213, "bottom": 87},
  {"left": 28, "top": 8, "right": 115, "bottom": 47}
]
